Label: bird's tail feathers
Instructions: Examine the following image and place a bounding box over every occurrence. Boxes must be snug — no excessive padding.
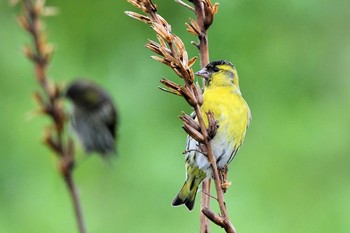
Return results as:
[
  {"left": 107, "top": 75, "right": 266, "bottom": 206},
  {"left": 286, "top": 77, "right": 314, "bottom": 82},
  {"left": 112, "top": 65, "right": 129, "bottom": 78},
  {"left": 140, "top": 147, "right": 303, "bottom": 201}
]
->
[{"left": 172, "top": 170, "right": 205, "bottom": 211}]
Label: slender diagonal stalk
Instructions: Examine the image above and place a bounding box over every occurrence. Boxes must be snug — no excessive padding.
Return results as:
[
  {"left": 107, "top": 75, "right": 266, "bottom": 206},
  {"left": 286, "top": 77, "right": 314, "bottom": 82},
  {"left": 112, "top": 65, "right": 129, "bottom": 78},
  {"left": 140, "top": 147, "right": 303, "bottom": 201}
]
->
[
  {"left": 189, "top": 1, "right": 211, "bottom": 231},
  {"left": 18, "top": 1, "right": 86, "bottom": 233},
  {"left": 64, "top": 173, "right": 87, "bottom": 233},
  {"left": 200, "top": 178, "right": 211, "bottom": 233}
]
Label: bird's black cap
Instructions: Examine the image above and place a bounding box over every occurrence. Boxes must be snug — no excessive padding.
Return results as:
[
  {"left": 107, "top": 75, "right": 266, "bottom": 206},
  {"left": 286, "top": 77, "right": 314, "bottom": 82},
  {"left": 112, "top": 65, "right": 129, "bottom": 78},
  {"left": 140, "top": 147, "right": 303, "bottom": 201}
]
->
[{"left": 206, "top": 60, "right": 234, "bottom": 69}]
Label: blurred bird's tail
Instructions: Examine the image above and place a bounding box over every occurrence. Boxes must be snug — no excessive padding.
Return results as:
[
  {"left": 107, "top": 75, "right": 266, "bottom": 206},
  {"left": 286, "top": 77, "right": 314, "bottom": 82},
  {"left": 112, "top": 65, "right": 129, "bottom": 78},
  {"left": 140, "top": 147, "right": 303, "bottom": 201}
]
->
[{"left": 172, "top": 170, "right": 206, "bottom": 211}]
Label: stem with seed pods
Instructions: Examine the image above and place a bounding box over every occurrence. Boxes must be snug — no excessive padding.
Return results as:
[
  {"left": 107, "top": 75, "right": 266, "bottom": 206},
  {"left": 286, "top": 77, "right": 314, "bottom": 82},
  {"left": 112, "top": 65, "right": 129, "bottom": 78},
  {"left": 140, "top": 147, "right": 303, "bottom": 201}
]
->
[
  {"left": 18, "top": 1, "right": 86, "bottom": 233},
  {"left": 125, "top": 1, "right": 235, "bottom": 232},
  {"left": 185, "top": 0, "right": 212, "bottom": 231},
  {"left": 184, "top": 1, "right": 235, "bottom": 232}
]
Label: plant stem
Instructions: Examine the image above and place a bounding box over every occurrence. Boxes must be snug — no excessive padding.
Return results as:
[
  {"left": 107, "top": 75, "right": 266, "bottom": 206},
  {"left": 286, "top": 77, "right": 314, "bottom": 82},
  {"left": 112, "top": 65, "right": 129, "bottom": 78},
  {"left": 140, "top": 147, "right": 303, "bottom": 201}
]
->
[
  {"left": 190, "top": 1, "right": 211, "bottom": 232},
  {"left": 196, "top": 14, "right": 211, "bottom": 233},
  {"left": 191, "top": 1, "right": 236, "bottom": 232},
  {"left": 64, "top": 173, "right": 87, "bottom": 233},
  {"left": 19, "top": 1, "right": 86, "bottom": 232},
  {"left": 200, "top": 179, "right": 211, "bottom": 233}
]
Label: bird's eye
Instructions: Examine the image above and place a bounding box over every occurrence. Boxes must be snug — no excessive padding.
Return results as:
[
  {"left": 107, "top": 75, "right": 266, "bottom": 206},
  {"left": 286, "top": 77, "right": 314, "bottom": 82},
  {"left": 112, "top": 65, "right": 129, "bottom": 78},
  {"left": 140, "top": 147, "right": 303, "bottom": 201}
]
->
[{"left": 212, "top": 67, "right": 219, "bottom": 72}]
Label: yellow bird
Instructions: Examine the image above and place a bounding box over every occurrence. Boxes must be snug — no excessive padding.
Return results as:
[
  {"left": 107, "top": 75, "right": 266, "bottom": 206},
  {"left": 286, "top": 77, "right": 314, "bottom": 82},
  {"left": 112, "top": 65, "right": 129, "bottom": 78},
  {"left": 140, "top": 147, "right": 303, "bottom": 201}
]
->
[{"left": 172, "top": 60, "right": 251, "bottom": 210}]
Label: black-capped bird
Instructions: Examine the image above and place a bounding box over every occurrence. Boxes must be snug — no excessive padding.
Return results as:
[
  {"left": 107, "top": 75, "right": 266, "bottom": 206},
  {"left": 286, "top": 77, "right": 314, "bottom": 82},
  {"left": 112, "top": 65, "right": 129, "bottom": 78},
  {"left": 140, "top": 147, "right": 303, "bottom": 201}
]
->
[
  {"left": 172, "top": 60, "right": 251, "bottom": 210},
  {"left": 65, "top": 80, "right": 118, "bottom": 157}
]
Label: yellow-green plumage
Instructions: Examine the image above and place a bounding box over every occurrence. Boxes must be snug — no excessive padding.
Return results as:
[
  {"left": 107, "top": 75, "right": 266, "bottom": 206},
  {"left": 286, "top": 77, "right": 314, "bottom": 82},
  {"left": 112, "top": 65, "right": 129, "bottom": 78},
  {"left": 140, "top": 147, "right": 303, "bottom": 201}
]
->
[
  {"left": 172, "top": 164, "right": 206, "bottom": 210},
  {"left": 172, "top": 60, "right": 251, "bottom": 211}
]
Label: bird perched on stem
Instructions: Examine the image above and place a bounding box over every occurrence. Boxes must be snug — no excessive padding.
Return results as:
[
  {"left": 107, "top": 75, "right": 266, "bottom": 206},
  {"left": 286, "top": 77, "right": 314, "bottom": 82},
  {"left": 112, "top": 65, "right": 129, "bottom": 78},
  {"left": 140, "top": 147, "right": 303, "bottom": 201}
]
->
[
  {"left": 172, "top": 60, "right": 251, "bottom": 210},
  {"left": 65, "top": 80, "right": 118, "bottom": 157}
]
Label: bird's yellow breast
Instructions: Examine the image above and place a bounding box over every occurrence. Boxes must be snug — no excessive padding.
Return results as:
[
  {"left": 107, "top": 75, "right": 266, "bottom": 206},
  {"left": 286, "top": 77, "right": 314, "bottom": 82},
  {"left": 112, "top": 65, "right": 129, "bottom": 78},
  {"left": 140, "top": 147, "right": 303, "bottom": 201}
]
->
[{"left": 201, "top": 86, "right": 250, "bottom": 147}]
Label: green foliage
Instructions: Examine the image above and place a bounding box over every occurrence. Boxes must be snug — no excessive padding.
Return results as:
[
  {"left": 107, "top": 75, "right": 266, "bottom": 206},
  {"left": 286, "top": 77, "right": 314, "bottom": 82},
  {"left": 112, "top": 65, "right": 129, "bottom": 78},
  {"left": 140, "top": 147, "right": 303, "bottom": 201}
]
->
[{"left": 1, "top": 0, "right": 349, "bottom": 232}]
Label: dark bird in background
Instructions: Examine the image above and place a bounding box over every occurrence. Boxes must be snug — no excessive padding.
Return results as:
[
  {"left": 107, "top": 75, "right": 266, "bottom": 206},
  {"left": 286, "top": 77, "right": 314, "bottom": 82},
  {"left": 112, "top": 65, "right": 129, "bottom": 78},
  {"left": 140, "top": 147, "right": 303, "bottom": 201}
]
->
[{"left": 65, "top": 80, "right": 118, "bottom": 157}]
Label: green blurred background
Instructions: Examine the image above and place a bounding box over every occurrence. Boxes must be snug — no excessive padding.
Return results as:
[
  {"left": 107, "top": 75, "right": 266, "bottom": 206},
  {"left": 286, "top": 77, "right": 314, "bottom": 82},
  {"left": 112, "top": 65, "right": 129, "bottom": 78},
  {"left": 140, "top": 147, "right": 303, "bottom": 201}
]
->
[{"left": 1, "top": 0, "right": 349, "bottom": 232}]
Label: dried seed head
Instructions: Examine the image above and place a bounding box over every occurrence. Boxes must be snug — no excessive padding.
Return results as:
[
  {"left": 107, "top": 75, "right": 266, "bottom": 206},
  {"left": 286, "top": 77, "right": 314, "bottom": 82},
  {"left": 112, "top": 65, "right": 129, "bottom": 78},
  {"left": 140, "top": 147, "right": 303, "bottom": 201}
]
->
[
  {"left": 176, "top": 0, "right": 195, "bottom": 11},
  {"left": 124, "top": 11, "right": 151, "bottom": 24},
  {"left": 42, "top": 43, "right": 54, "bottom": 61},
  {"left": 42, "top": 6, "right": 59, "bottom": 17},
  {"left": 186, "top": 18, "right": 201, "bottom": 36},
  {"left": 160, "top": 78, "right": 183, "bottom": 96},
  {"left": 180, "top": 86, "right": 197, "bottom": 106},
  {"left": 126, "top": 0, "right": 157, "bottom": 13},
  {"left": 152, "top": 22, "right": 172, "bottom": 42},
  {"left": 182, "top": 50, "right": 189, "bottom": 66},
  {"left": 23, "top": 45, "right": 34, "bottom": 60},
  {"left": 188, "top": 56, "right": 197, "bottom": 67},
  {"left": 33, "top": 91, "right": 45, "bottom": 106},
  {"left": 182, "top": 124, "right": 205, "bottom": 143},
  {"left": 194, "top": 82, "right": 203, "bottom": 105},
  {"left": 206, "top": 111, "right": 218, "bottom": 139},
  {"left": 173, "top": 67, "right": 184, "bottom": 79},
  {"left": 173, "top": 35, "right": 185, "bottom": 55},
  {"left": 43, "top": 128, "right": 61, "bottom": 153},
  {"left": 151, "top": 55, "right": 167, "bottom": 65},
  {"left": 34, "top": 0, "right": 45, "bottom": 15},
  {"left": 156, "top": 34, "right": 167, "bottom": 48},
  {"left": 17, "top": 16, "right": 30, "bottom": 31},
  {"left": 203, "top": 0, "right": 219, "bottom": 29},
  {"left": 157, "top": 14, "right": 171, "bottom": 31},
  {"left": 146, "top": 39, "right": 163, "bottom": 55},
  {"left": 179, "top": 112, "right": 200, "bottom": 132},
  {"left": 212, "top": 2, "right": 219, "bottom": 15}
]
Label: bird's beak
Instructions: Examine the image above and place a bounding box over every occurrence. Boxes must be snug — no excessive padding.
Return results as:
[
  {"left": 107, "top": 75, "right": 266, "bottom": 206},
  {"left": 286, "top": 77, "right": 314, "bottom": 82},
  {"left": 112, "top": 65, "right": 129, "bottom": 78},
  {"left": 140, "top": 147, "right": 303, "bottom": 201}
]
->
[{"left": 195, "top": 68, "right": 210, "bottom": 80}]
